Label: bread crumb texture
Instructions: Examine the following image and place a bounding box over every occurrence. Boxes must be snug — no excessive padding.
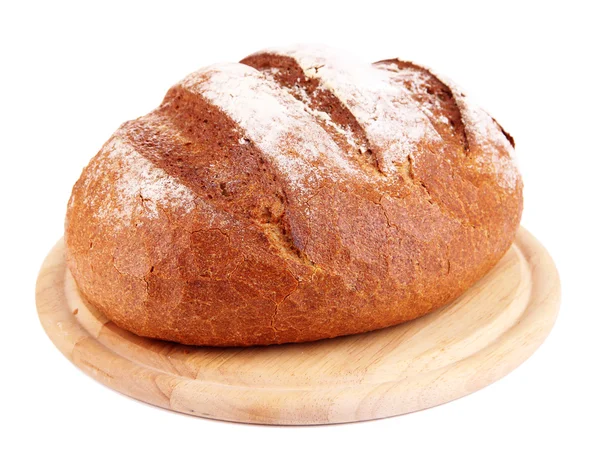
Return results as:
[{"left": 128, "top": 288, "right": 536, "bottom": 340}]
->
[{"left": 65, "top": 45, "right": 523, "bottom": 346}]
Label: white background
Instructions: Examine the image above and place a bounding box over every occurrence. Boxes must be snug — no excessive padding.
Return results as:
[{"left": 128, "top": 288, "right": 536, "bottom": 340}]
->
[{"left": 2, "top": 1, "right": 598, "bottom": 456}]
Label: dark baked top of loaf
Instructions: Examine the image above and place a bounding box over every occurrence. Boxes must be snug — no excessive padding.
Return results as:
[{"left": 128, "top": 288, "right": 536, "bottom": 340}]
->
[{"left": 65, "top": 45, "right": 522, "bottom": 346}]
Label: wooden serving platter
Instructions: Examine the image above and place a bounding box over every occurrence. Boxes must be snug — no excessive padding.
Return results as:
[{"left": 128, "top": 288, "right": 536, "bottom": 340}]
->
[{"left": 36, "top": 227, "right": 559, "bottom": 425}]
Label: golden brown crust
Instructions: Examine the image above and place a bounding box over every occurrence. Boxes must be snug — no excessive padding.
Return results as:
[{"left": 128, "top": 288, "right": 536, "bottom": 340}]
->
[{"left": 65, "top": 47, "right": 523, "bottom": 346}]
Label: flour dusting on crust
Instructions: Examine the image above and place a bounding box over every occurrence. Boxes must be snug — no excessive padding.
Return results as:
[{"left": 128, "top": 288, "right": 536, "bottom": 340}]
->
[
  {"left": 180, "top": 63, "right": 363, "bottom": 194},
  {"left": 259, "top": 45, "right": 442, "bottom": 174},
  {"left": 75, "top": 45, "right": 519, "bottom": 230},
  {"left": 375, "top": 62, "right": 451, "bottom": 126},
  {"left": 82, "top": 136, "right": 196, "bottom": 225}
]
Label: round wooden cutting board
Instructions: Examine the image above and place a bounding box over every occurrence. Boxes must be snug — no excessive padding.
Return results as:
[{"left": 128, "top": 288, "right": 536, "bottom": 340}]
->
[{"left": 36, "top": 227, "right": 559, "bottom": 425}]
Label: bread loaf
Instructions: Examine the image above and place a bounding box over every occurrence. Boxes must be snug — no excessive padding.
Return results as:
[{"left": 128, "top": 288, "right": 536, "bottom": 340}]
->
[{"left": 65, "top": 45, "right": 522, "bottom": 346}]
